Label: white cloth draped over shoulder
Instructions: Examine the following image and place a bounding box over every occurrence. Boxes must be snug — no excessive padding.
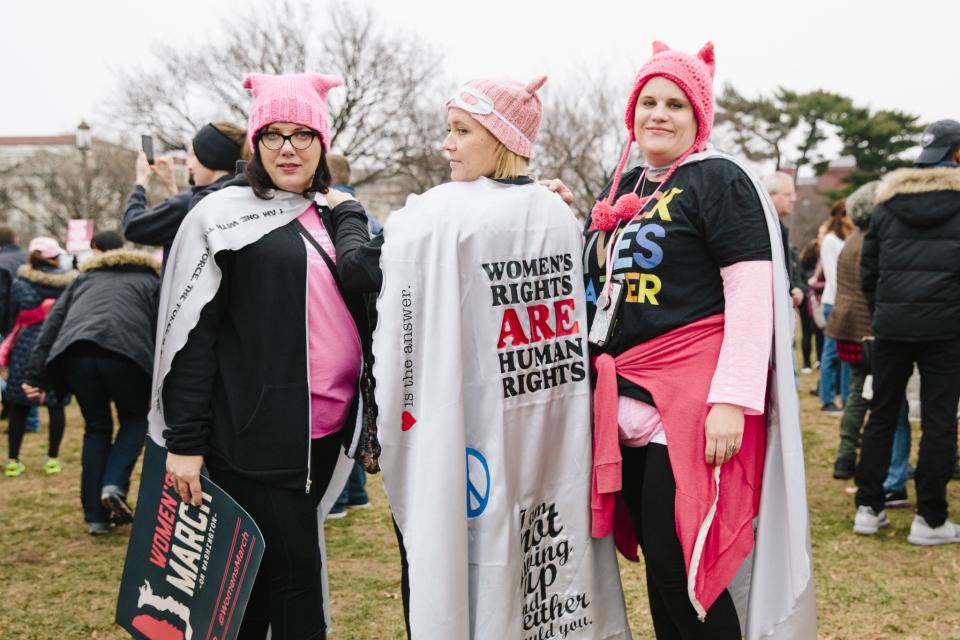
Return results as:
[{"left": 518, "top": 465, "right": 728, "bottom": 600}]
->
[
  {"left": 148, "top": 186, "right": 311, "bottom": 442},
  {"left": 689, "top": 149, "right": 817, "bottom": 639},
  {"left": 374, "top": 178, "right": 632, "bottom": 640}
]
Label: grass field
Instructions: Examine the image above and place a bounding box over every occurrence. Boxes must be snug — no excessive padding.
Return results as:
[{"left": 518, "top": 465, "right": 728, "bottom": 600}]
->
[{"left": 1, "top": 367, "right": 959, "bottom": 639}]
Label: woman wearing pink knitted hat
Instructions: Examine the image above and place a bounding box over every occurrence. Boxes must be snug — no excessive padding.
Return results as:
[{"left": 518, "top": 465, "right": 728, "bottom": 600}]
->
[
  {"left": 152, "top": 72, "right": 377, "bottom": 638},
  {"left": 331, "top": 78, "right": 632, "bottom": 639},
  {"left": 584, "top": 43, "right": 816, "bottom": 638}
]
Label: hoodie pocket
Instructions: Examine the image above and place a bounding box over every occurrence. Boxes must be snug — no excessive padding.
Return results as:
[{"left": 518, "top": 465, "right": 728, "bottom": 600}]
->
[{"left": 235, "top": 383, "right": 307, "bottom": 471}]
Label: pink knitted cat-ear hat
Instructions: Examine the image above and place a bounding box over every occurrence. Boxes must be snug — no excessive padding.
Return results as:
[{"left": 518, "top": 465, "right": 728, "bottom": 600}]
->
[
  {"left": 591, "top": 42, "right": 716, "bottom": 231},
  {"left": 448, "top": 76, "right": 548, "bottom": 159},
  {"left": 243, "top": 72, "right": 344, "bottom": 153}
]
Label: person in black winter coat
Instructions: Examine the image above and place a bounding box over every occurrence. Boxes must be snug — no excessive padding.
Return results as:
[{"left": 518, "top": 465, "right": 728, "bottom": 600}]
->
[
  {"left": 122, "top": 122, "right": 246, "bottom": 268},
  {"left": 161, "top": 73, "right": 373, "bottom": 638},
  {"left": 854, "top": 119, "right": 960, "bottom": 546},
  {"left": 23, "top": 231, "right": 160, "bottom": 534},
  {"left": 0, "top": 225, "right": 27, "bottom": 335},
  {"left": 3, "top": 238, "right": 76, "bottom": 478}
]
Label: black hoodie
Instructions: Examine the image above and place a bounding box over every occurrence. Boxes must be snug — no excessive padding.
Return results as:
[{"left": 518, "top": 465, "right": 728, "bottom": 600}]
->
[{"left": 861, "top": 167, "right": 960, "bottom": 340}]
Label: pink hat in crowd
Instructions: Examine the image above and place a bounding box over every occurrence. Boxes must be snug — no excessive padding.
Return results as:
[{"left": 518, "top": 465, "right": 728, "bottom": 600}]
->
[
  {"left": 243, "top": 73, "right": 344, "bottom": 153},
  {"left": 447, "top": 76, "right": 548, "bottom": 159},
  {"left": 591, "top": 41, "right": 716, "bottom": 231},
  {"left": 28, "top": 237, "right": 64, "bottom": 259}
]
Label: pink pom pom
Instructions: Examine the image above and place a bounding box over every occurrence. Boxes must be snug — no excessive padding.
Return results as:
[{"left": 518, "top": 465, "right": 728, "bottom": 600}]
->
[
  {"left": 591, "top": 200, "right": 618, "bottom": 231},
  {"left": 613, "top": 193, "right": 644, "bottom": 220}
]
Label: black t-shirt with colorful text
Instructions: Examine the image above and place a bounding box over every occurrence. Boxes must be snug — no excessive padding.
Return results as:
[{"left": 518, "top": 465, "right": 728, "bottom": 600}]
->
[{"left": 584, "top": 157, "right": 771, "bottom": 402}]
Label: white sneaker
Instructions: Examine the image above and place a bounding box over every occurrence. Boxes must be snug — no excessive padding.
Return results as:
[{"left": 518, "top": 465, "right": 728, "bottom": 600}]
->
[
  {"left": 801, "top": 367, "right": 812, "bottom": 374},
  {"left": 907, "top": 516, "right": 960, "bottom": 546},
  {"left": 853, "top": 505, "right": 889, "bottom": 535}
]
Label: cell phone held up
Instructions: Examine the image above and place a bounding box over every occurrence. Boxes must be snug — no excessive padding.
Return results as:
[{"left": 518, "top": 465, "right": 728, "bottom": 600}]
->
[{"left": 141, "top": 134, "right": 155, "bottom": 165}]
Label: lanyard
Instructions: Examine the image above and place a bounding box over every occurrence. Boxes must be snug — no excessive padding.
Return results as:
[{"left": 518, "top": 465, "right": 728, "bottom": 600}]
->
[{"left": 600, "top": 168, "right": 667, "bottom": 301}]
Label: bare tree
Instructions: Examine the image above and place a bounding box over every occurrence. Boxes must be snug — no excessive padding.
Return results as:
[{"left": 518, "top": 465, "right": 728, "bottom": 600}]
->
[
  {"left": 534, "top": 72, "right": 627, "bottom": 220},
  {"left": 110, "top": 1, "right": 446, "bottom": 191},
  {"left": 714, "top": 83, "right": 793, "bottom": 169},
  {"left": 0, "top": 142, "right": 136, "bottom": 237}
]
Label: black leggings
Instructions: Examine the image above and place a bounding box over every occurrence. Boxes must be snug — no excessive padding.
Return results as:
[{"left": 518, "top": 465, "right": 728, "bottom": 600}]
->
[
  {"left": 7, "top": 403, "right": 65, "bottom": 460},
  {"left": 208, "top": 433, "right": 342, "bottom": 640},
  {"left": 620, "top": 444, "right": 741, "bottom": 639}
]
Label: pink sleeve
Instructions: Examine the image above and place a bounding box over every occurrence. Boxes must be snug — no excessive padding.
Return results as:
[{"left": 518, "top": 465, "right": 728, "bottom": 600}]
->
[{"left": 706, "top": 260, "right": 773, "bottom": 415}]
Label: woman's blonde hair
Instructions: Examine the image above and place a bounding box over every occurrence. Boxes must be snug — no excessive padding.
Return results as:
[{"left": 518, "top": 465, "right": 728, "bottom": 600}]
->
[
  {"left": 492, "top": 142, "right": 529, "bottom": 180},
  {"left": 211, "top": 121, "right": 251, "bottom": 161}
]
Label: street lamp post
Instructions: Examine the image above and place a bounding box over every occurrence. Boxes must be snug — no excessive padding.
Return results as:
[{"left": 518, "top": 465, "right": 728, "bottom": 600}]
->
[{"left": 75, "top": 121, "right": 92, "bottom": 219}]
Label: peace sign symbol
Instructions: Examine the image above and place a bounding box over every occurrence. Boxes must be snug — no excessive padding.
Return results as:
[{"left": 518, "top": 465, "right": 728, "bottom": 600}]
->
[{"left": 466, "top": 447, "right": 490, "bottom": 519}]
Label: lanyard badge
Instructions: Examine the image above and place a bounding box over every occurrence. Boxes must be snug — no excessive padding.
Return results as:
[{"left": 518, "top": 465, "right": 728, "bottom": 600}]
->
[
  {"left": 588, "top": 278, "right": 625, "bottom": 347},
  {"left": 587, "top": 168, "right": 663, "bottom": 348}
]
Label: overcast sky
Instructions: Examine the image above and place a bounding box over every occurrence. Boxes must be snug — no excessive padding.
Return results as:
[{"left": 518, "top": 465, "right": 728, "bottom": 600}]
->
[{"left": 3, "top": 0, "right": 957, "bottom": 139}]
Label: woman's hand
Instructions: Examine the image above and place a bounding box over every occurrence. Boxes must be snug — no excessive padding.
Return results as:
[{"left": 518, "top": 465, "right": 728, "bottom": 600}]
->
[
  {"left": 135, "top": 151, "right": 152, "bottom": 187},
  {"left": 704, "top": 403, "right": 744, "bottom": 466},
  {"left": 153, "top": 157, "right": 179, "bottom": 196},
  {"left": 539, "top": 178, "right": 574, "bottom": 205},
  {"left": 325, "top": 187, "right": 356, "bottom": 209},
  {"left": 166, "top": 453, "right": 204, "bottom": 506},
  {"left": 21, "top": 383, "right": 45, "bottom": 405}
]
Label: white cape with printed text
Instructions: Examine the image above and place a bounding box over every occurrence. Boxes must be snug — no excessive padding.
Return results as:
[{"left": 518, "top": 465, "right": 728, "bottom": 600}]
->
[{"left": 374, "top": 178, "right": 632, "bottom": 640}]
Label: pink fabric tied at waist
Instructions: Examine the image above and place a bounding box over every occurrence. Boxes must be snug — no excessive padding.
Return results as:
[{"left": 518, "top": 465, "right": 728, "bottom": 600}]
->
[{"left": 591, "top": 313, "right": 766, "bottom": 614}]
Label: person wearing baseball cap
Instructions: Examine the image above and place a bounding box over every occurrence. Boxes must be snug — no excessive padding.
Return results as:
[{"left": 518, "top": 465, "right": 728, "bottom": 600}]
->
[
  {"left": 855, "top": 118, "right": 960, "bottom": 547},
  {"left": 915, "top": 119, "right": 960, "bottom": 167}
]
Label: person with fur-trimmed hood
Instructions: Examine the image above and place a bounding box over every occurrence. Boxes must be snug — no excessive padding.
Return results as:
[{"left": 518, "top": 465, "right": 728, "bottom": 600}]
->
[
  {"left": 854, "top": 119, "right": 960, "bottom": 545},
  {"left": 826, "top": 182, "right": 911, "bottom": 499},
  {"left": 22, "top": 231, "right": 160, "bottom": 535},
  {"left": 3, "top": 237, "right": 77, "bottom": 478}
]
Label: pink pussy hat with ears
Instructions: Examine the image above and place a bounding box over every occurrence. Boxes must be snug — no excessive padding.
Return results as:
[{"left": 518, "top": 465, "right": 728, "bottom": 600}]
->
[
  {"left": 243, "top": 72, "right": 344, "bottom": 153},
  {"left": 591, "top": 41, "right": 716, "bottom": 231},
  {"left": 447, "top": 76, "right": 548, "bottom": 159}
]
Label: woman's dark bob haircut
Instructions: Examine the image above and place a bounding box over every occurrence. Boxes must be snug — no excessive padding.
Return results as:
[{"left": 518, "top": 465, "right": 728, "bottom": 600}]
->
[{"left": 244, "top": 130, "right": 332, "bottom": 200}]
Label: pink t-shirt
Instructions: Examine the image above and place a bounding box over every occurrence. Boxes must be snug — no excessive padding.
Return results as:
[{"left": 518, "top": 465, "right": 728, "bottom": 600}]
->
[{"left": 298, "top": 205, "right": 362, "bottom": 439}]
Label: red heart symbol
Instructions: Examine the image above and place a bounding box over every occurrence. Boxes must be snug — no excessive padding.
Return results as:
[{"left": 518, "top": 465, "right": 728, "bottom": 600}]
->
[{"left": 401, "top": 411, "right": 417, "bottom": 432}]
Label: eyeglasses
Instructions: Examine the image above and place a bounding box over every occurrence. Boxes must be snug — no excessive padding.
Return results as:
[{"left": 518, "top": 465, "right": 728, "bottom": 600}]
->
[
  {"left": 449, "top": 85, "right": 530, "bottom": 147},
  {"left": 258, "top": 130, "right": 319, "bottom": 151}
]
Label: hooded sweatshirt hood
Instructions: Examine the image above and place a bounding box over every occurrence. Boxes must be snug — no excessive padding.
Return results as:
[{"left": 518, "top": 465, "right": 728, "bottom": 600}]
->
[{"left": 877, "top": 166, "right": 960, "bottom": 228}]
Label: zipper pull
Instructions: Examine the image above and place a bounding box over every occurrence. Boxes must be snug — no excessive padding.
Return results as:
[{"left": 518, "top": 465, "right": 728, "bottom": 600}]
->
[{"left": 305, "top": 478, "right": 312, "bottom": 494}]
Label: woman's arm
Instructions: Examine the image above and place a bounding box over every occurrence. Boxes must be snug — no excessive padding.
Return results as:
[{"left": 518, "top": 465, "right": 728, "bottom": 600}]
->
[
  {"left": 123, "top": 189, "right": 192, "bottom": 247},
  {"left": 700, "top": 261, "right": 773, "bottom": 464},
  {"left": 702, "top": 260, "right": 773, "bottom": 465},
  {"left": 161, "top": 279, "right": 228, "bottom": 455},
  {"left": 707, "top": 260, "right": 773, "bottom": 414},
  {"left": 161, "top": 254, "right": 230, "bottom": 505},
  {"left": 328, "top": 200, "right": 384, "bottom": 293}
]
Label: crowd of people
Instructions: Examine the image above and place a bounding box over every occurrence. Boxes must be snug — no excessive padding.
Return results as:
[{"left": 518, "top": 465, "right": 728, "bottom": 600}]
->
[{"left": 2, "top": 38, "right": 959, "bottom": 640}]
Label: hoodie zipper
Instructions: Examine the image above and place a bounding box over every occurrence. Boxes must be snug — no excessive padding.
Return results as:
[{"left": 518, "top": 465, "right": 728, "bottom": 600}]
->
[{"left": 303, "top": 237, "right": 313, "bottom": 494}]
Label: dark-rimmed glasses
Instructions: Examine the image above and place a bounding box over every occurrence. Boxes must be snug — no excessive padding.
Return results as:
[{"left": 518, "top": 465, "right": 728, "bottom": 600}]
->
[{"left": 258, "top": 130, "right": 319, "bottom": 151}]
